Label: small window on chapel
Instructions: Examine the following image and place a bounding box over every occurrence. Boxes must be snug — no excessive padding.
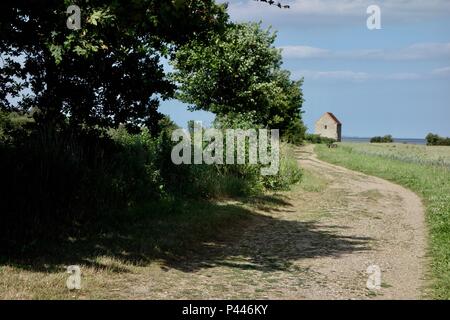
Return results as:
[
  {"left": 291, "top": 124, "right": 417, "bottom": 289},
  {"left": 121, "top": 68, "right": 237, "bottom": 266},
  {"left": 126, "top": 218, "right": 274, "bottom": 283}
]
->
[{"left": 324, "top": 125, "right": 328, "bottom": 129}]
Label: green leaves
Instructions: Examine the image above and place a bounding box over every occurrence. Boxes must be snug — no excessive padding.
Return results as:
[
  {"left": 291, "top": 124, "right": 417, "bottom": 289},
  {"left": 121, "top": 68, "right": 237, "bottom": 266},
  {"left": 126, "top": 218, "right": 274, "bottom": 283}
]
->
[
  {"left": 171, "top": 22, "right": 305, "bottom": 142},
  {"left": 87, "top": 7, "right": 115, "bottom": 26},
  {"left": 48, "top": 44, "right": 63, "bottom": 64},
  {"left": 1, "top": 0, "right": 228, "bottom": 133}
]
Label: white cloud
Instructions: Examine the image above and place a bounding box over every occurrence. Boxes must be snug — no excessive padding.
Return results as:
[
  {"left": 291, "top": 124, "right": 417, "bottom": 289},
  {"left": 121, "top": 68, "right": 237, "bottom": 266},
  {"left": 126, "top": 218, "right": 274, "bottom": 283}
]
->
[
  {"left": 280, "top": 46, "right": 330, "bottom": 59},
  {"left": 280, "top": 42, "right": 450, "bottom": 60},
  {"left": 432, "top": 66, "right": 450, "bottom": 77},
  {"left": 293, "top": 70, "right": 370, "bottom": 82},
  {"left": 384, "top": 72, "right": 421, "bottom": 80},
  {"left": 292, "top": 70, "right": 433, "bottom": 82},
  {"left": 227, "top": 0, "right": 450, "bottom": 27}
]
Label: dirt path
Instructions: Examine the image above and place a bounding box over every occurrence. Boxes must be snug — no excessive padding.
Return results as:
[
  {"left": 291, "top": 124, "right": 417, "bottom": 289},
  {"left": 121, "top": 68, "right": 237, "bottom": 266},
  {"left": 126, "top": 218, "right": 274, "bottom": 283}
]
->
[
  {"left": 289, "top": 145, "right": 428, "bottom": 299},
  {"left": 0, "top": 145, "right": 430, "bottom": 300},
  {"left": 109, "top": 145, "right": 427, "bottom": 299}
]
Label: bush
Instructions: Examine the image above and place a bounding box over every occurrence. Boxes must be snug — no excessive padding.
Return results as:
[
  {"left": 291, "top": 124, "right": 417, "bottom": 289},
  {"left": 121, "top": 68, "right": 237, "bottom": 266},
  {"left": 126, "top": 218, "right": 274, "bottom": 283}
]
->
[
  {"left": 262, "top": 143, "right": 302, "bottom": 190},
  {"left": 216, "top": 114, "right": 302, "bottom": 190},
  {"left": 305, "top": 133, "right": 336, "bottom": 145},
  {"left": 0, "top": 120, "right": 167, "bottom": 254},
  {"left": 1, "top": 126, "right": 117, "bottom": 252},
  {"left": 0, "top": 110, "right": 34, "bottom": 143},
  {"left": 426, "top": 133, "right": 450, "bottom": 146},
  {"left": 370, "top": 135, "right": 393, "bottom": 143},
  {"left": 282, "top": 118, "right": 306, "bottom": 146},
  {"left": 0, "top": 110, "right": 302, "bottom": 254}
]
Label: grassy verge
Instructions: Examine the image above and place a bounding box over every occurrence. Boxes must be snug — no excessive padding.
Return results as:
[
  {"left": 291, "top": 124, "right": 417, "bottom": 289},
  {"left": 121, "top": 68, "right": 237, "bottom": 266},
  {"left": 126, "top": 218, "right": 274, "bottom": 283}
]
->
[
  {"left": 0, "top": 140, "right": 302, "bottom": 298},
  {"left": 315, "top": 143, "right": 450, "bottom": 299},
  {"left": 0, "top": 192, "right": 300, "bottom": 299},
  {"left": 0, "top": 197, "right": 257, "bottom": 299}
]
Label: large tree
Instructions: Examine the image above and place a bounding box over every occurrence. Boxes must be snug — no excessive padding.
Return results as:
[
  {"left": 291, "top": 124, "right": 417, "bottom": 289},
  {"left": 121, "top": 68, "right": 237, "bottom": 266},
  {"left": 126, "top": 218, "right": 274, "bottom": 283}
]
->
[
  {"left": 171, "top": 22, "right": 305, "bottom": 141},
  {"left": 0, "top": 0, "right": 228, "bottom": 134}
]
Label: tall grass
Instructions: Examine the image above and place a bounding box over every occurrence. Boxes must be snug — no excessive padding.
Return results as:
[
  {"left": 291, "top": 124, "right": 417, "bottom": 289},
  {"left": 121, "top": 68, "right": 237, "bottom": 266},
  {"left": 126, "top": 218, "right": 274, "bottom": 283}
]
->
[
  {"left": 0, "top": 126, "right": 154, "bottom": 253},
  {"left": 316, "top": 143, "right": 450, "bottom": 299},
  {"left": 0, "top": 113, "right": 302, "bottom": 255}
]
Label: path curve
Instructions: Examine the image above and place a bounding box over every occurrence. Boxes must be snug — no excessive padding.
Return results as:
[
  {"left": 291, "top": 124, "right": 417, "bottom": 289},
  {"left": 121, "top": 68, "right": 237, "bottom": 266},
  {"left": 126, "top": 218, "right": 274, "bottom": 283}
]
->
[
  {"left": 292, "top": 145, "right": 427, "bottom": 299},
  {"left": 122, "top": 145, "right": 427, "bottom": 300}
]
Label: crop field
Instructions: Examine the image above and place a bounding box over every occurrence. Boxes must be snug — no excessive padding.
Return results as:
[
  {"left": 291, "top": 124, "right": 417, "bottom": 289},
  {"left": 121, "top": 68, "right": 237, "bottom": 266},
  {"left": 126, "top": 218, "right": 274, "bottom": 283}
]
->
[{"left": 336, "top": 143, "right": 450, "bottom": 169}]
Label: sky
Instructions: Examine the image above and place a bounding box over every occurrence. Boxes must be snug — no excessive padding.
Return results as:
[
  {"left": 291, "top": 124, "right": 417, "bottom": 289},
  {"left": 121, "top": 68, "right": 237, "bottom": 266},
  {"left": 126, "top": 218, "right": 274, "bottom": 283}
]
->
[{"left": 160, "top": 0, "right": 450, "bottom": 138}]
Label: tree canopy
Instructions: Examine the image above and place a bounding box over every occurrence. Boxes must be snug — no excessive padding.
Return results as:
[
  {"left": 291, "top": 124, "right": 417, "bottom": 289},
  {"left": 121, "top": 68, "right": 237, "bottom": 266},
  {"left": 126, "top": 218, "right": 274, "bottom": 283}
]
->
[
  {"left": 0, "top": 0, "right": 228, "bottom": 133},
  {"left": 171, "top": 22, "right": 305, "bottom": 142}
]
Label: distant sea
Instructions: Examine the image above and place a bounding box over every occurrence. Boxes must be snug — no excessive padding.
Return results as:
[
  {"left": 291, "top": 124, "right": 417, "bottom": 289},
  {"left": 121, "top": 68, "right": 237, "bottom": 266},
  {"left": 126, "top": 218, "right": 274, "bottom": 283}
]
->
[{"left": 342, "top": 137, "right": 427, "bottom": 145}]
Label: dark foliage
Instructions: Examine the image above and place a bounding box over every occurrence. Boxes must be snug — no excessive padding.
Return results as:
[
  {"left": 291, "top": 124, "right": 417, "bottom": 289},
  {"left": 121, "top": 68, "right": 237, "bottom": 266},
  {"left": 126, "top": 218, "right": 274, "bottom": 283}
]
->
[
  {"left": 0, "top": 0, "right": 227, "bottom": 134},
  {"left": 171, "top": 23, "right": 306, "bottom": 143},
  {"left": 426, "top": 133, "right": 450, "bottom": 146},
  {"left": 370, "top": 135, "right": 393, "bottom": 143},
  {"left": 305, "top": 133, "right": 336, "bottom": 145}
]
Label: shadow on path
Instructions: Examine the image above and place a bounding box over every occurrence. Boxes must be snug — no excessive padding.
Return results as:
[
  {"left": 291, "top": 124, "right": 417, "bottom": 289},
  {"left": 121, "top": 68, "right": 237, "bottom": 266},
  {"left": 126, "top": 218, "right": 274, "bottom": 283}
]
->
[{"left": 1, "top": 195, "right": 371, "bottom": 274}]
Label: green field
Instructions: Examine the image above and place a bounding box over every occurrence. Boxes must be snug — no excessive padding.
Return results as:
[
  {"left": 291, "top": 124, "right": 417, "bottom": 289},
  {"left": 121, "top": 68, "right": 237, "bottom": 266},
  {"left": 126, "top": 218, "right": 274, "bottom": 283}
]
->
[
  {"left": 332, "top": 143, "right": 450, "bottom": 168},
  {"left": 316, "top": 142, "right": 450, "bottom": 299}
]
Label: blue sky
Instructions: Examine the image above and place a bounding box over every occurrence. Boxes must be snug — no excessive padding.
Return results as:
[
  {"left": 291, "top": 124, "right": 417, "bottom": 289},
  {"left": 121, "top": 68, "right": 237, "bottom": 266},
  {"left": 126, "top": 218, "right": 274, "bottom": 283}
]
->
[{"left": 160, "top": 0, "right": 450, "bottom": 138}]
